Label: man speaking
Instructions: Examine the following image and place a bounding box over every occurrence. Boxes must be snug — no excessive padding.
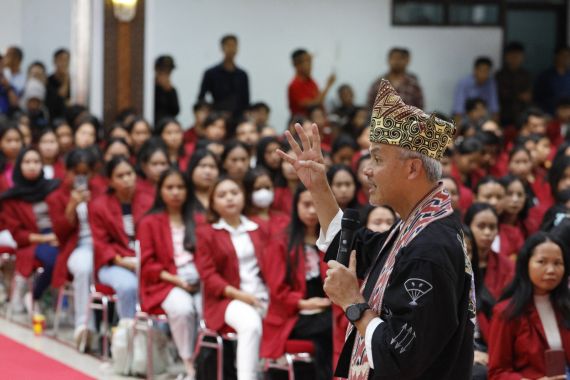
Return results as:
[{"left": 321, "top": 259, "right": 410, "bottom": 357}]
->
[{"left": 278, "top": 79, "right": 475, "bottom": 379}]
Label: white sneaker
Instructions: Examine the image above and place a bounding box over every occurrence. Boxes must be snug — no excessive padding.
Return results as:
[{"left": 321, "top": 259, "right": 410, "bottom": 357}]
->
[{"left": 23, "top": 292, "right": 40, "bottom": 315}]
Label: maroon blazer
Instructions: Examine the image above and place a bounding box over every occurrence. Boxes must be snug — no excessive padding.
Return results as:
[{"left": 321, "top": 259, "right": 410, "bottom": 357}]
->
[
  {"left": 484, "top": 250, "right": 515, "bottom": 301},
  {"left": 46, "top": 178, "right": 107, "bottom": 288},
  {"left": 262, "top": 237, "right": 328, "bottom": 358},
  {"left": 3, "top": 200, "right": 44, "bottom": 277},
  {"left": 249, "top": 210, "right": 290, "bottom": 238},
  {"left": 88, "top": 187, "right": 153, "bottom": 278},
  {"left": 272, "top": 186, "right": 293, "bottom": 216},
  {"left": 498, "top": 224, "right": 524, "bottom": 259},
  {"left": 488, "top": 299, "right": 570, "bottom": 380},
  {"left": 136, "top": 177, "right": 156, "bottom": 200},
  {"left": 194, "top": 220, "right": 272, "bottom": 333},
  {"left": 137, "top": 211, "right": 205, "bottom": 314}
]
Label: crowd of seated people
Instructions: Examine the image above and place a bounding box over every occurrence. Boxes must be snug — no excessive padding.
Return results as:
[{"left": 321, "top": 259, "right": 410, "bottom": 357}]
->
[{"left": 0, "top": 39, "right": 569, "bottom": 380}]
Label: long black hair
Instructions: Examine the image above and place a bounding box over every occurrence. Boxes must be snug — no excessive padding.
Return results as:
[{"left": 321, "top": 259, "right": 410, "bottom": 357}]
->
[
  {"left": 135, "top": 137, "right": 169, "bottom": 178},
  {"left": 0, "top": 124, "right": 24, "bottom": 172},
  {"left": 549, "top": 156, "right": 570, "bottom": 201},
  {"left": 285, "top": 184, "right": 319, "bottom": 286},
  {"left": 461, "top": 224, "right": 495, "bottom": 320},
  {"left": 256, "top": 136, "right": 282, "bottom": 180},
  {"left": 499, "top": 232, "right": 570, "bottom": 324},
  {"left": 499, "top": 174, "right": 531, "bottom": 223},
  {"left": 148, "top": 167, "right": 196, "bottom": 251},
  {"left": 243, "top": 167, "right": 273, "bottom": 215},
  {"left": 154, "top": 117, "right": 185, "bottom": 158},
  {"left": 326, "top": 164, "right": 360, "bottom": 209},
  {"left": 186, "top": 149, "right": 220, "bottom": 213}
]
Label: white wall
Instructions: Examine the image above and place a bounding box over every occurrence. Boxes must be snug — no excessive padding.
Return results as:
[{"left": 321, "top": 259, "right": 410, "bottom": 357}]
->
[
  {"left": 145, "top": 0, "right": 503, "bottom": 130},
  {"left": 0, "top": 0, "right": 72, "bottom": 74}
]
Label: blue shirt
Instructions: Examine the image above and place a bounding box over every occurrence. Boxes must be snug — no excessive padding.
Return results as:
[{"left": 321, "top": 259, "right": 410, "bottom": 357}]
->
[{"left": 452, "top": 74, "right": 499, "bottom": 115}]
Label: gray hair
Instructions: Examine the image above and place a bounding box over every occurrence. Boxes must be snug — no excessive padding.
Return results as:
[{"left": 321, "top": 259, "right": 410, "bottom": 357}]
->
[{"left": 398, "top": 148, "right": 442, "bottom": 182}]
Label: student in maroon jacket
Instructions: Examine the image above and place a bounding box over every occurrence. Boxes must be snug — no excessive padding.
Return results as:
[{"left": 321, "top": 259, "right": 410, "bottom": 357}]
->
[
  {"left": 465, "top": 203, "right": 515, "bottom": 301},
  {"left": 37, "top": 129, "right": 66, "bottom": 180},
  {"left": 46, "top": 148, "right": 105, "bottom": 347},
  {"left": 263, "top": 185, "right": 332, "bottom": 380},
  {"left": 155, "top": 118, "right": 190, "bottom": 172},
  {"left": 88, "top": 156, "right": 153, "bottom": 320},
  {"left": 135, "top": 137, "right": 170, "bottom": 199},
  {"left": 138, "top": 168, "right": 202, "bottom": 379},
  {"left": 1, "top": 148, "right": 60, "bottom": 313},
  {"left": 194, "top": 177, "right": 271, "bottom": 380},
  {"left": 185, "top": 148, "right": 220, "bottom": 220},
  {"left": 243, "top": 167, "right": 290, "bottom": 237},
  {"left": 488, "top": 232, "right": 570, "bottom": 380}
]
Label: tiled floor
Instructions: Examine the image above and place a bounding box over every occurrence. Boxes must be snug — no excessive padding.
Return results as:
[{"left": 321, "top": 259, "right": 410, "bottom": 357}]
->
[{"left": 0, "top": 304, "right": 183, "bottom": 379}]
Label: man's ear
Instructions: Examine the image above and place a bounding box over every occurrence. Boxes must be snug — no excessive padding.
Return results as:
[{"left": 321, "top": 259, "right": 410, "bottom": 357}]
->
[{"left": 407, "top": 158, "right": 422, "bottom": 180}]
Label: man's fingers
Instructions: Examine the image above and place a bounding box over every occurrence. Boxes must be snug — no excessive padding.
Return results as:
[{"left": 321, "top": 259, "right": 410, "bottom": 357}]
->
[
  {"left": 348, "top": 250, "right": 357, "bottom": 274},
  {"left": 276, "top": 149, "right": 296, "bottom": 165},
  {"left": 311, "top": 123, "right": 322, "bottom": 152},
  {"left": 284, "top": 130, "right": 303, "bottom": 157},
  {"left": 294, "top": 123, "right": 312, "bottom": 152},
  {"left": 327, "top": 260, "right": 342, "bottom": 269}
]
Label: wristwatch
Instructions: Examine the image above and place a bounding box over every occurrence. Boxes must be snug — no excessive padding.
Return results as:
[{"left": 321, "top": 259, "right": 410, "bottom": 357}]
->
[{"left": 345, "top": 303, "right": 371, "bottom": 323}]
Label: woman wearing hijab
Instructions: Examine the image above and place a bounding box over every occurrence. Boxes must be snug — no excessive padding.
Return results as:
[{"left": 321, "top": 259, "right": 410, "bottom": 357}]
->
[{"left": 1, "top": 147, "right": 60, "bottom": 314}]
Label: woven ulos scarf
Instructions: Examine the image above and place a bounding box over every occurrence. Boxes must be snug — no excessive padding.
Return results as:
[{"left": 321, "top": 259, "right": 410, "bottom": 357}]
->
[{"left": 347, "top": 184, "right": 453, "bottom": 380}]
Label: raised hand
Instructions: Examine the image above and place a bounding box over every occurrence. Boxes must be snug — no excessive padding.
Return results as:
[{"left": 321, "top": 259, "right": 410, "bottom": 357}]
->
[{"left": 277, "top": 123, "right": 327, "bottom": 192}]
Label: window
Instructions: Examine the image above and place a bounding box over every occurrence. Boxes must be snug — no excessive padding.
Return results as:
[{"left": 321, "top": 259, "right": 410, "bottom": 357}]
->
[{"left": 393, "top": 1, "right": 502, "bottom": 26}]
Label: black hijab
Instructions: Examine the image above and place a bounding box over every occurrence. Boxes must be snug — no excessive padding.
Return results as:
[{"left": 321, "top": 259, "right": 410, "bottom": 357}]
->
[{"left": 0, "top": 148, "right": 60, "bottom": 202}]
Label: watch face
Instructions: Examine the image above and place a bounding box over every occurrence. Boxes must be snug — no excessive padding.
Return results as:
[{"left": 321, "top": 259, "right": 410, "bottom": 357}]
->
[{"left": 346, "top": 305, "right": 360, "bottom": 322}]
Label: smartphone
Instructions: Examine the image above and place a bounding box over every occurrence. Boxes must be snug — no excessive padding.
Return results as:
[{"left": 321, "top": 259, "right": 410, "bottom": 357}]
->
[{"left": 74, "top": 175, "right": 88, "bottom": 190}]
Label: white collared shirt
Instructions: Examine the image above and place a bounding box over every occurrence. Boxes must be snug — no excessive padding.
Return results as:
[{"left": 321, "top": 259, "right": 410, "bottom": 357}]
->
[{"left": 213, "top": 216, "right": 268, "bottom": 301}]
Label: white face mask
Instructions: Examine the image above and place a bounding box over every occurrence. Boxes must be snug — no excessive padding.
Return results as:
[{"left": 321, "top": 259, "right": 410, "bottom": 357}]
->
[{"left": 252, "top": 188, "right": 274, "bottom": 208}]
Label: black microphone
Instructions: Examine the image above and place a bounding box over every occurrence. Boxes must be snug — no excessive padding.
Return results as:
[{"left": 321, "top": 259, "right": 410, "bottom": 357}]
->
[{"left": 336, "top": 208, "right": 360, "bottom": 266}]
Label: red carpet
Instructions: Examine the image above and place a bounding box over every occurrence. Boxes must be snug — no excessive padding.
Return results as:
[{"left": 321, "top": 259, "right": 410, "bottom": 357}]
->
[{"left": 0, "top": 334, "right": 95, "bottom": 379}]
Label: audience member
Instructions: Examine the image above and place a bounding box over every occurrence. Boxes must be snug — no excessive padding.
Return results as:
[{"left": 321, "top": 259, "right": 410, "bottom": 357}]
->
[
  {"left": 154, "top": 55, "right": 180, "bottom": 125},
  {"left": 46, "top": 48, "right": 71, "bottom": 121},
  {"left": 367, "top": 47, "right": 424, "bottom": 109},
  {"left": 453, "top": 57, "right": 499, "bottom": 123},
  {"left": 288, "top": 48, "right": 335, "bottom": 117},
  {"left": 138, "top": 168, "right": 203, "bottom": 379},
  {"left": 495, "top": 42, "right": 532, "bottom": 126},
  {"left": 198, "top": 35, "right": 249, "bottom": 119},
  {"left": 185, "top": 149, "right": 220, "bottom": 216},
  {"left": 534, "top": 45, "right": 570, "bottom": 115},
  {"left": 135, "top": 137, "right": 169, "bottom": 199},
  {"left": 488, "top": 232, "right": 570, "bottom": 379},
  {"left": 360, "top": 204, "right": 396, "bottom": 233},
  {"left": 221, "top": 140, "right": 250, "bottom": 185},
  {"left": 154, "top": 117, "right": 189, "bottom": 171},
  {"left": 2, "top": 46, "right": 26, "bottom": 95},
  {"left": 0, "top": 124, "right": 23, "bottom": 191},
  {"left": 126, "top": 117, "right": 152, "bottom": 156},
  {"left": 37, "top": 129, "right": 64, "bottom": 180}
]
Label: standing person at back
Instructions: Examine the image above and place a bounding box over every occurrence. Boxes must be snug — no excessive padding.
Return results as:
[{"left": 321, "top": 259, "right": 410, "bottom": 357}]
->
[
  {"left": 367, "top": 47, "right": 424, "bottom": 110},
  {"left": 3, "top": 46, "right": 26, "bottom": 96},
  {"left": 288, "top": 48, "right": 336, "bottom": 118},
  {"left": 495, "top": 42, "right": 532, "bottom": 126},
  {"left": 453, "top": 57, "right": 499, "bottom": 124},
  {"left": 154, "top": 55, "right": 180, "bottom": 126},
  {"left": 198, "top": 35, "right": 250, "bottom": 120},
  {"left": 46, "top": 48, "right": 71, "bottom": 122}
]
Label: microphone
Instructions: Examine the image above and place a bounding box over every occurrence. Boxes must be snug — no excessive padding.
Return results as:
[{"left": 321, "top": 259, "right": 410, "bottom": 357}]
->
[{"left": 336, "top": 209, "right": 360, "bottom": 266}]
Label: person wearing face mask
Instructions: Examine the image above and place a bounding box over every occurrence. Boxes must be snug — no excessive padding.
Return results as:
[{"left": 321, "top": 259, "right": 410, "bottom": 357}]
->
[
  {"left": 1, "top": 148, "right": 60, "bottom": 314},
  {"left": 243, "top": 168, "right": 289, "bottom": 237},
  {"left": 135, "top": 138, "right": 170, "bottom": 199}
]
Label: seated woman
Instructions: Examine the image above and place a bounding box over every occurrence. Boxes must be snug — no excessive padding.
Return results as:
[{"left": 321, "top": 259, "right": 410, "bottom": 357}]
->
[
  {"left": 46, "top": 148, "right": 105, "bottom": 348},
  {"left": 89, "top": 156, "right": 153, "bottom": 320},
  {"left": 2, "top": 148, "right": 60, "bottom": 314},
  {"left": 135, "top": 137, "right": 170, "bottom": 199},
  {"left": 360, "top": 204, "right": 397, "bottom": 233},
  {"left": 464, "top": 203, "right": 515, "bottom": 301},
  {"left": 138, "top": 168, "right": 202, "bottom": 379},
  {"left": 186, "top": 149, "right": 220, "bottom": 221},
  {"left": 488, "top": 232, "right": 570, "bottom": 379},
  {"left": 195, "top": 177, "right": 273, "bottom": 380},
  {"left": 263, "top": 185, "right": 332, "bottom": 380}
]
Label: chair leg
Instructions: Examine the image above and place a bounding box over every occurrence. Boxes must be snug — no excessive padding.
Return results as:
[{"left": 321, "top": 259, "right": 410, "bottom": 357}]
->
[
  {"left": 216, "top": 335, "right": 224, "bottom": 380},
  {"left": 101, "top": 296, "right": 109, "bottom": 360},
  {"left": 286, "top": 354, "right": 295, "bottom": 380},
  {"left": 146, "top": 318, "right": 154, "bottom": 380},
  {"left": 53, "top": 287, "right": 65, "bottom": 337}
]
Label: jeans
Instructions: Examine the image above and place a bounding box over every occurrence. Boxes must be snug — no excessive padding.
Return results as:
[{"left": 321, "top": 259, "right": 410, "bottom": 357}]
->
[
  {"left": 67, "top": 242, "right": 94, "bottom": 330},
  {"left": 97, "top": 265, "right": 137, "bottom": 319}
]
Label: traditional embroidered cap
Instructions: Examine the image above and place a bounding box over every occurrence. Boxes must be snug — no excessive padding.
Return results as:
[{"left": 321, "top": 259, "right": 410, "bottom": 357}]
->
[{"left": 369, "top": 79, "right": 456, "bottom": 161}]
